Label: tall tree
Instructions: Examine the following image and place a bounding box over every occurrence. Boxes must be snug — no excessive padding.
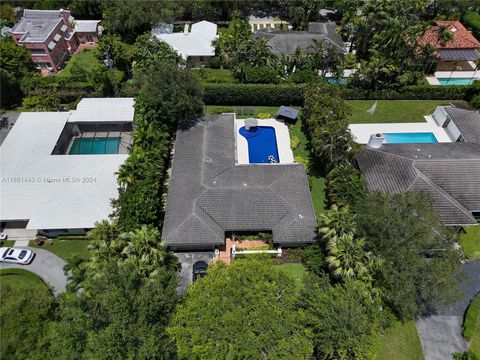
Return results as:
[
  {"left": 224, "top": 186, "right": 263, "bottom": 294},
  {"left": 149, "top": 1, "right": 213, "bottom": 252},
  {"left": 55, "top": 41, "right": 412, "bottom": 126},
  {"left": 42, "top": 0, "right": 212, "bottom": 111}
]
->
[
  {"left": 168, "top": 259, "right": 313, "bottom": 360},
  {"left": 356, "top": 192, "right": 462, "bottom": 319}
]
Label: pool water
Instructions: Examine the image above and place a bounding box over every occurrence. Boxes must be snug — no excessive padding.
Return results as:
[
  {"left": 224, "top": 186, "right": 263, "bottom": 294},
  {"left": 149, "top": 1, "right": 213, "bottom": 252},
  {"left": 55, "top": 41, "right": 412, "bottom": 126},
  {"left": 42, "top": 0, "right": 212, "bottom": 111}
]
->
[
  {"left": 69, "top": 137, "right": 121, "bottom": 155},
  {"left": 239, "top": 126, "right": 279, "bottom": 163},
  {"left": 437, "top": 78, "right": 476, "bottom": 86},
  {"left": 384, "top": 132, "right": 438, "bottom": 144}
]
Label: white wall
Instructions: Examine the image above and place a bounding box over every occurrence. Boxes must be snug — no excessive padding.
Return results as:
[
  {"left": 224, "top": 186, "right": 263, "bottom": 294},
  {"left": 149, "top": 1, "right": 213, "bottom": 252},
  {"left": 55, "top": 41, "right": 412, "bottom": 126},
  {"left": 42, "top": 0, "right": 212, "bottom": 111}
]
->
[
  {"left": 432, "top": 106, "right": 449, "bottom": 126},
  {"left": 446, "top": 121, "right": 462, "bottom": 142}
]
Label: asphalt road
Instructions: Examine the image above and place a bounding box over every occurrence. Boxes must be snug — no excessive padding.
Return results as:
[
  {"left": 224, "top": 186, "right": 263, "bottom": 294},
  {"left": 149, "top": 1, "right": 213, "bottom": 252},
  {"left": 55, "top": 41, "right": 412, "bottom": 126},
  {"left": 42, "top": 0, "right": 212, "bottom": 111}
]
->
[
  {"left": 416, "top": 259, "right": 480, "bottom": 360},
  {"left": 0, "top": 247, "right": 68, "bottom": 296}
]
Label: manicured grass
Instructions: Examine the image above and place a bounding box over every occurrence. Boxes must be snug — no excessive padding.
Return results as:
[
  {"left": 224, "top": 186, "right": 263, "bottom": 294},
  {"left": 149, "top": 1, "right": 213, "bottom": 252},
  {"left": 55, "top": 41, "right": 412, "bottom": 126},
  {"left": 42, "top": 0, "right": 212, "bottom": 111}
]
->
[
  {"left": 0, "top": 268, "right": 47, "bottom": 289},
  {"left": 57, "top": 48, "right": 100, "bottom": 78},
  {"left": 276, "top": 263, "right": 306, "bottom": 284},
  {"left": 193, "top": 68, "right": 236, "bottom": 83},
  {"left": 0, "top": 241, "right": 15, "bottom": 247},
  {"left": 460, "top": 227, "right": 480, "bottom": 260},
  {"left": 374, "top": 320, "right": 424, "bottom": 360},
  {"left": 464, "top": 294, "right": 480, "bottom": 356},
  {"left": 29, "top": 240, "right": 91, "bottom": 261},
  {"left": 347, "top": 100, "right": 463, "bottom": 124}
]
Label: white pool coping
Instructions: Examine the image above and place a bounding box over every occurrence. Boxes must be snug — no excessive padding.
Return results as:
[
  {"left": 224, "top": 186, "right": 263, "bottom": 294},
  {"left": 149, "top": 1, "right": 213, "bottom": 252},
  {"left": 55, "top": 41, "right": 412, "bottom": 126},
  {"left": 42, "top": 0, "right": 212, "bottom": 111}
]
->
[
  {"left": 235, "top": 118, "right": 294, "bottom": 165},
  {"left": 348, "top": 116, "right": 452, "bottom": 144},
  {"left": 426, "top": 70, "right": 480, "bottom": 85}
]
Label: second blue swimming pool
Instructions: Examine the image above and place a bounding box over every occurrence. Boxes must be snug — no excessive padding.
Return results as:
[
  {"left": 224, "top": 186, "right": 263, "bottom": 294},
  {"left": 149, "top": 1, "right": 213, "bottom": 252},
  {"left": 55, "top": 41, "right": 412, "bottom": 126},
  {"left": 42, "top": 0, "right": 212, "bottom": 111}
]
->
[
  {"left": 239, "top": 126, "right": 279, "bottom": 164},
  {"left": 69, "top": 137, "right": 121, "bottom": 155}
]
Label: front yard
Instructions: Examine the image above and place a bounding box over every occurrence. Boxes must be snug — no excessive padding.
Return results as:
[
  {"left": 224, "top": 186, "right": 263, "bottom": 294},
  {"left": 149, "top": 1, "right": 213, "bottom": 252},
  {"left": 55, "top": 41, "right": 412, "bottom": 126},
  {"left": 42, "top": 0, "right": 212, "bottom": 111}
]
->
[
  {"left": 460, "top": 227, "right": 480, "bottom": 260},
  {"left": 29, "top": 239, "right": 91, "bottom": 261},
  {"left": 374, "top": 320, "right": 424, "bottom": 360}
]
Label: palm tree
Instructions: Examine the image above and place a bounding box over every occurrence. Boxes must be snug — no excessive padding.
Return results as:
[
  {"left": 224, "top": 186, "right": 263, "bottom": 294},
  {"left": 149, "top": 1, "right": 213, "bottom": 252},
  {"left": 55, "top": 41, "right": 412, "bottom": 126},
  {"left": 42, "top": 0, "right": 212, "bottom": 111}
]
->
[
  {"left": 437, "top": 25, "right": 453, "bottom": 47},
  {"left": 326, "top": 233, "right": 373, "bottom": 281},
  {"left": 63, "top": 255, "right": 88, "bottom": 293}
]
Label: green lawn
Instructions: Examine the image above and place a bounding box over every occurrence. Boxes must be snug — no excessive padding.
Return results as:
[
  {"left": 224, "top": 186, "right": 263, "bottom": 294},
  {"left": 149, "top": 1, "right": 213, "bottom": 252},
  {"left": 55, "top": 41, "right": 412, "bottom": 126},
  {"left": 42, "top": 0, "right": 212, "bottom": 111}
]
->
[
  {"left": 276, "top": 263, "right": 307, "bottom": 284},
  {"left": 347, "top": 100, "right": 464, "bottom": 124},
  {"left": 374, "top": 320, "right": 424, "bottom": 360},
  {"left": 1, "top": 241, "right": 15, "bottom": 247},
  {"left": 460, "top": 227, "right": 480, "bottom": 260},
  {"left": 464, "top": 294, "right": 480, "bottom": 356},
  {"left": 0, "top": 268, "right": 47, "bottom": 289},
  {"left": 57, "top": 48, "right": 100, "bottom": 78},
  {"left": 193, "top": 68, "right": 236, "bottom": 83},
  {"left": 29, "top": 240, "right": 91, "bottom": 261}
]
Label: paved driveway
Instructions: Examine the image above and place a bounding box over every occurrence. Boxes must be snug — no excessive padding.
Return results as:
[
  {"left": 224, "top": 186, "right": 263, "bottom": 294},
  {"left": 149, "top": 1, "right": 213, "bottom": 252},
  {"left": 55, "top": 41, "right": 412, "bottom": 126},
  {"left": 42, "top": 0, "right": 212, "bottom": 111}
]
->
[
  {"left": 0, "top": 247, "right": 68, "bottom": 296},
  {"left": 417, "top": 259, "right": 480, "bottom": 360}
]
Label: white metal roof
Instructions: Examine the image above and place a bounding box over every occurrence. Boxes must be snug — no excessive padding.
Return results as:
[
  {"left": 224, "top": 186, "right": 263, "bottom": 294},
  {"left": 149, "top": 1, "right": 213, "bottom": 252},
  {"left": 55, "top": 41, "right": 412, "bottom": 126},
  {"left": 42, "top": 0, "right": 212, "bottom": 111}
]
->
[
  {"left": 154, "top": 20, "right": 217, "bottom": 59},
  {"left": 74, "top": 20, "right": 100, "bottom": 33},
  {"left": 0, "top": 98, "right": 134, "bottom": 230},
  {"left": 68, "top": 98, "right": 135, "bottom": 123}
]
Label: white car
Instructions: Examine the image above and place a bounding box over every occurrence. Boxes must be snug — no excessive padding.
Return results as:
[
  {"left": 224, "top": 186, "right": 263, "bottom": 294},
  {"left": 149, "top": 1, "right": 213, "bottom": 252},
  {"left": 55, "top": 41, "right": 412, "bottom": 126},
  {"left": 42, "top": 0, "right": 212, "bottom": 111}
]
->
[
  {"left": 0, "top": 247, "right": 35, "bottom": 265},
  {"left": 0, "top": 233, "right": 7, "bottom": 241}
]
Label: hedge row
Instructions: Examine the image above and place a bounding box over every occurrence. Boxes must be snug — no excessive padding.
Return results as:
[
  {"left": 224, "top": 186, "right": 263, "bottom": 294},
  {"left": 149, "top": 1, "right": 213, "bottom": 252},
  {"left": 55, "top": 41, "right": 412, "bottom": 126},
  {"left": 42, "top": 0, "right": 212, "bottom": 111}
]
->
[
  {"left": 203, "top": 83, "right": 472, "bottom": 105},
  {"left": 27, "top": 89, "right": 90, "bottom": 104}
]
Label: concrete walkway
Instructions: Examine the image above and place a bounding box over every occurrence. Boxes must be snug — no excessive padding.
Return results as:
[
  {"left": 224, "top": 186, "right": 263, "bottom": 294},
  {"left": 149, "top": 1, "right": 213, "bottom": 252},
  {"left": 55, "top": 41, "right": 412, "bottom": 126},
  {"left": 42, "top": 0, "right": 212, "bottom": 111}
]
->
[
  {"left": 0, "top": 247, "right": 68, "bottom": 296},
  {"left": 416, "top": 259, "right": 480, "bottom": 360}
]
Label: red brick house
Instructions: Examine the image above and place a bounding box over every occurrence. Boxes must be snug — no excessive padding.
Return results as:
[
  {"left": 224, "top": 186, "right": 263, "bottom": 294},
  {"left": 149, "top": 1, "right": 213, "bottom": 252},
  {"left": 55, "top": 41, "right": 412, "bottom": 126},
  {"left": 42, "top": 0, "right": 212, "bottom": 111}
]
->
[
  {"left": 419, "top": 20, "right": 480, "bottom": 71},
  {"left": 10, "top": 9, "right": 101, "bottom": 73}
]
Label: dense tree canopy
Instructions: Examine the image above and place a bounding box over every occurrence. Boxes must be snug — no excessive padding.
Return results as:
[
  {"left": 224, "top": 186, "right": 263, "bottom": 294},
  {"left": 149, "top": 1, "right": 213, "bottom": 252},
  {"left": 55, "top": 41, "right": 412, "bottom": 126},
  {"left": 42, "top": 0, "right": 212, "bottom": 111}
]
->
[
  {"left": 168, "top": 259, "right": 313, "bottom": 360},
  {"left": 356, "top": 192, "right": 462, "bottom": 319},
  {"left": 49, "top": 262, "right": 178, "bottom": 359}
]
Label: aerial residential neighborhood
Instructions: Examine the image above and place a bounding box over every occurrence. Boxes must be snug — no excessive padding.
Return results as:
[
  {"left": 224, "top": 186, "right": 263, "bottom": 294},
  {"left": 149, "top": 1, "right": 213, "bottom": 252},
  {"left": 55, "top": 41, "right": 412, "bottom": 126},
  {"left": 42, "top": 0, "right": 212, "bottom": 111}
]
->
[{"left": 0, "top": 1, "right": 479, "bottom": 360}]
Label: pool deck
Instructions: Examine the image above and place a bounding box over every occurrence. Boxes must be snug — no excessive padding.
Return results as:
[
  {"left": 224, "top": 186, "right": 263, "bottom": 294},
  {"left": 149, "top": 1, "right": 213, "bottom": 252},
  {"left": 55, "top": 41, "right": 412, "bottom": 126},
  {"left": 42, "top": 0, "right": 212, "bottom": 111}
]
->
[
  {"left": 425, "top": 69, "right": 480, "bottom": 85},
  {"left": 235, "top": 118, "right": 294, "bottom": 165},
  {"left": 349, "top": 116, "right": 452, "bottom": 144}
]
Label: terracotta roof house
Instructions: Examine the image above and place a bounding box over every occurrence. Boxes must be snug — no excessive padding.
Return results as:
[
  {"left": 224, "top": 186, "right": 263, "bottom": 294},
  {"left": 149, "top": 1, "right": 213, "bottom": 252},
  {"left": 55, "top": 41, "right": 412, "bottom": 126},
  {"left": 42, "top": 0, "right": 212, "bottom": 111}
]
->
[
  {"left": 10, "top": 9, "right": 101, "bottom": 73},
  {"left": 253, "top": 22, "right": 346, "bottom": 59},
  {"left": 162, "top": 114, "right": 317, "bottom": 251},
  {"left": 419, "top": 20, "right": 480, "bottom": 70}
]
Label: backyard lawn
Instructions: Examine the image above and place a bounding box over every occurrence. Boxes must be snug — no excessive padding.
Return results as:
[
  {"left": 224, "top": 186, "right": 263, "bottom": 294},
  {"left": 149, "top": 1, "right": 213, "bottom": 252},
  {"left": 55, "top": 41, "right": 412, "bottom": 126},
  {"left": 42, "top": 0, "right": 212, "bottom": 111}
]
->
[
  {"left": 193, "top": 68, "right": 236, "bottom": 83},
  {"left": 56, "top": 48, "right": 100, "bottom": 78},
  {"left": 0, "top": 268, "right": 47, "bottom": 289},
  {"left": 347, "top": 100, "right": 464, "bottom": 124},
  {"left": 460, "top": 227, "right": 480, "bottom": 260},
  {"left": 29, "top": 240, "right": 91, "bottom": 261},
  {"left": 374, "top": 320, "right": 424, "bottom": 360},
  {"left": 464, "top": 294, "right": 480, "bottom": 356},
  {"left": 276, "top": 263, "right": 306, "bottom": 285}
]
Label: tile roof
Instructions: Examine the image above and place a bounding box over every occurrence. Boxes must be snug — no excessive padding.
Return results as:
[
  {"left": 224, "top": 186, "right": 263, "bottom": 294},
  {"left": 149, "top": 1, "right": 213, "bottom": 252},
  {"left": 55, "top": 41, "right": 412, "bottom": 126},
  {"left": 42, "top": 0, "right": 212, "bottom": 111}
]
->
[
  {"left": 356, "top": 143, "right": 480, "bottom": 226},
  {"left": 162, "top": 114, "right": 317, "bottom": 248},
  {"left": 419, "top": 21, "right": 480, "bottom": 50},
  {"left": 444, "top": 107, "right": 480, "bottom": 144},
  {"left": 253, "top": 22, "right": 346, "bottom": 57}
]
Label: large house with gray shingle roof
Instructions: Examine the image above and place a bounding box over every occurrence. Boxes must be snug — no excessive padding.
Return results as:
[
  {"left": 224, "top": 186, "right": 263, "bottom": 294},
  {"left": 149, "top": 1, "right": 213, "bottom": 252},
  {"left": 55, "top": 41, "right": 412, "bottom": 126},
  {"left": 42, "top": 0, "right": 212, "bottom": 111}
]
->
[
  {"left": 356, "top": 143, "right": 480, "bottom": 226},
  {"left": 162, "top": 114, "right": 316, "bottom": 251},
  {"left": 432, "top": 106, "right": 480, "bottom": 143}
]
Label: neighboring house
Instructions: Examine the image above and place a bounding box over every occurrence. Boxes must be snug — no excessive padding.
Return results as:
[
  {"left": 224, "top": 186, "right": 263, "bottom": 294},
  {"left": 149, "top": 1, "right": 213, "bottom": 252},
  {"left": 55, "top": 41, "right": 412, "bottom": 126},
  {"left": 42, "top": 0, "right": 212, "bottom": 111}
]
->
[
  {"left": 162, "top": 114, "right": 316, "bottom": 251},
  {"left": 419, "top": 20, "right": 480, "bottom": 71},
  {"left": 432, "top": 106, "right": 480, "bottom": 143},
  {"left": 0, "top": 98, "right": 134, "bottom": 237},
  {"left": 74, "top": 20, "right": 102, "bottom": 45},
  {"left": 10, "top": 9, "right": 101, "bottom": 73},
  {"left": 253, "top": 22, "right": 347, "bottom": 59},
  {"left": 153, "top": 20, "right": 217, "bottom": 66},
  {"left": 356, "top": 142, "right": 480, "bottom": 226}
]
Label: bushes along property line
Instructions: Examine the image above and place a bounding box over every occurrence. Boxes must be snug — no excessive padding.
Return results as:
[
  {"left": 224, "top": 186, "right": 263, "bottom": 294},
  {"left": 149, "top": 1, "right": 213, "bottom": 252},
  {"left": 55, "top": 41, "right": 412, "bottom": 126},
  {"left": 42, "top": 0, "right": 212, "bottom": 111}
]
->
[{"left": 203, "top": 83, "right": 473, "bottom": 105}]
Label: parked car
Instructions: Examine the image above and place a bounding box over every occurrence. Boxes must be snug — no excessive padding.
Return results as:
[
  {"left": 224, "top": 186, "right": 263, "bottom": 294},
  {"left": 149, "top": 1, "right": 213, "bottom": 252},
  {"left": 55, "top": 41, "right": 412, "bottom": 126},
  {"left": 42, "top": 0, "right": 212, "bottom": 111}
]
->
[{"left": 0, "top": 247, "right": 35, "bottom": 265}]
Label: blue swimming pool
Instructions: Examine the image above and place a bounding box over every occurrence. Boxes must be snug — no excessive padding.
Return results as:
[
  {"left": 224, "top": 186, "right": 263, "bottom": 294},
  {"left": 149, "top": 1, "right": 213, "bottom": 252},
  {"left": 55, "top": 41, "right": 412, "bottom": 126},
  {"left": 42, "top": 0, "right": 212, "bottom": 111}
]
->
[
  {"left": 69, "top": 137, "right": 121, "bottom": 155},
  {"left": 384, "top": 132, "right": 438, "bottom": 144},
  {"left": 239, "top": 126, "right": 279, "bottom": 163},
  {"left": 437, "top": 78, "right": 476, "bottom": 86}
]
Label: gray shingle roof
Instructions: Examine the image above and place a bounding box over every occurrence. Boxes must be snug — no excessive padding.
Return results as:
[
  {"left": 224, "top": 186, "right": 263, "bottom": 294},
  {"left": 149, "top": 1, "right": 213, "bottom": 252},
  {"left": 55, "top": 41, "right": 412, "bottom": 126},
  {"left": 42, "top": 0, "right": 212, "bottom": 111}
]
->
[
  {"left": 444, "top": 108, "right": 480, "bottom": 144},
  {"left": 11, "top": 10, "right": 64, "bottom": 42},
  {"left": 162, "top": 114, "right": 317, "bottom": 248},
  {"left": 253, "top": 22, "right": 346, "bottom": 57},
  {"left": 356, "top": 143, "right": 480, "bottom": 226}
]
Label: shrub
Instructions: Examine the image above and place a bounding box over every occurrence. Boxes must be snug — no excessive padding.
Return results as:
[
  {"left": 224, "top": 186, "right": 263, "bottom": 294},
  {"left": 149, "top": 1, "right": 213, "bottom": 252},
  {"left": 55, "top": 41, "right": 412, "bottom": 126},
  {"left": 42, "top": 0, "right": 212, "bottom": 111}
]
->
[
  {"left": 463, "top": 10, "right": 480, "bottom": 39},
  {"left": 240, "top": 66, "right": 281, "bottom": 84},
  {"left": 287, "top": 69, "right": 317, "bottom": 84},
  {"left": 257, "top": 112, "right": 271, "bottom": 119},
  {"left": 203, "top": 83, "right": 305, "bottom": 105},
  {"left": 207, "top": 56, "right": 222, "bottom": 69},
  {"left": 470, "top": 95, "right": 480, "bottom": 109},
  {"left": 290, "top": 136, "right": 300, "bottom": 150},
  {"left": 21, "top": 95, "right": 60, "bottom": 111},
  {"left": 294, "top": 156, "right": 310, "bottom": 173}
]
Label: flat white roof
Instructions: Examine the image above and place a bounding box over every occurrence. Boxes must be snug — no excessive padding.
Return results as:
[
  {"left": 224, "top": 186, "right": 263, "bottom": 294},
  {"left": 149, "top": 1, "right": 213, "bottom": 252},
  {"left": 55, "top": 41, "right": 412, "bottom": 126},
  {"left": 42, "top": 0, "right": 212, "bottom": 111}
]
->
[
  {"left": 154, "top": 20, "right": 217, "bottom": 59},
  {"left": 74, "top": 20, "right": 100, "bottom": 33},
  {"left": 0, "top": 98, "right": 134, "bottom": 230},
  {"left": 68, "top": 97, "right": 135, "bottom": 123}
]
